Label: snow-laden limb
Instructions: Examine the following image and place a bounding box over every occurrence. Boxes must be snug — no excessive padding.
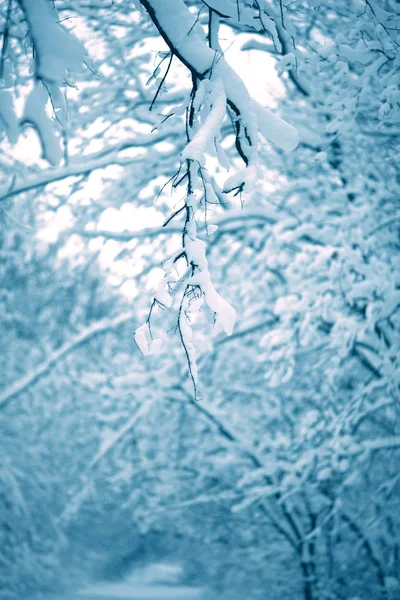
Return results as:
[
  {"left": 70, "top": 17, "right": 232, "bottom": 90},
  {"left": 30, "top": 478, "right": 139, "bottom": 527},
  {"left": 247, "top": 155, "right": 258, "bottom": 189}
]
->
[
  {"left": 209, "top": 0, "right": 308, "bottom": 95},
  {"left": 17, "top": 0, "right": 85, "bottom": 164},
  {"left": 87, "top": 398, "right": 157, "bottom": 473},
  {"left": 257, "top": 0, "right": 310, "bottom": 96},
  {"left": 140, "top": 0, "right": 297, "bottom": 178},
  {"left": 0, "top": 131, "right": 176, "bottom": 204},
  {"left": 180, "top": 194, "right": 235, "bottom": 393},
  {"left": 181, "top": 79, "right": 226, "bottom": 166},
  {"left": 140, "top": 0, "right": 257, "bottom": 169},
  {"left": 19, "top": 0, "right": 85, "bottom": 84},
  {"left": 0, "top": 312, "right": 134, "bottom": 410},
  {"left": 205, "top": 0, "right": 284, "bottom": 58},
  {"left": 138, "top": 172, "right": 237, "bottom": 395},
  {"left": 137, "top": 0, "right": 298, "bottom": 395},
  {"left": 258, "top": 12, "right": 282, "bottom": 53},
  {"left": 362, "top": 436, "right": 400, "bottom": 453}
]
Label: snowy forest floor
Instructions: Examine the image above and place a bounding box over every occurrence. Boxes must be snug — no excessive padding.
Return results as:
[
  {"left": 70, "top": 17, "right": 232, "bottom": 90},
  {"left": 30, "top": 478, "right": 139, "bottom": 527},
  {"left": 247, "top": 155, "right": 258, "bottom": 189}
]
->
[{"left": 52, "top": 563, "right": 206, "bottom": 600}]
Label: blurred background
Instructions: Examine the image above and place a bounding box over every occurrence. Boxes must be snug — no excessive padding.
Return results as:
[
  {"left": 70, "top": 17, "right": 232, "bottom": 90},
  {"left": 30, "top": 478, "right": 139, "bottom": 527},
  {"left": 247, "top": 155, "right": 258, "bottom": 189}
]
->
[{"left": 0, "top": 1, "right": 399, "bottom": 599}]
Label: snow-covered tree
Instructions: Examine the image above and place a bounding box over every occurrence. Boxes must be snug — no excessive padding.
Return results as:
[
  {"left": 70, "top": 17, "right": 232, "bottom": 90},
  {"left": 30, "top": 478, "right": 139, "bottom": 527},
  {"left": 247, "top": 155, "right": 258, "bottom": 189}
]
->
[{"left": 1, "top": 1, "right": 399, "bottom": 599}]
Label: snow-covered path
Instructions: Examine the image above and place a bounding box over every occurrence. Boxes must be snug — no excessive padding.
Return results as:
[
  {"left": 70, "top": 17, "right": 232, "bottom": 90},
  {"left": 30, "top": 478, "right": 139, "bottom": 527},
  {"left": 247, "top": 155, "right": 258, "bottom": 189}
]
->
[
  {"left": 61, "top": 564, "right": 205, "bottom": 600},
  {"left": 76, "top": 583, "right": 204, "bottom": 599}
]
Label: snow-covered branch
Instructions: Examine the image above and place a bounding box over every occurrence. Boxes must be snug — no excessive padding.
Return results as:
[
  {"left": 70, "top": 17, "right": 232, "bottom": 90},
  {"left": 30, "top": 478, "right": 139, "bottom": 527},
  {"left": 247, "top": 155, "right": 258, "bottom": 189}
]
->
[
  {"left": 0, "top": 133, "right": 175, "bottom": 203},
  {"left": 0, "top": 312, "right": 134, "bottom": 410},
  {"left": 140, "top": 0, "right": 298, "bottom": 171}
]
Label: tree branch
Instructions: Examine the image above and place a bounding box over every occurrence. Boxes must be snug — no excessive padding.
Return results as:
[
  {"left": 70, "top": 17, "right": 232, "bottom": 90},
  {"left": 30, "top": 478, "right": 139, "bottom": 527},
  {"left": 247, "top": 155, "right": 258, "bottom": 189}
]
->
[{"left": 0, "top": 312, "right": 134, "bottom": 410}]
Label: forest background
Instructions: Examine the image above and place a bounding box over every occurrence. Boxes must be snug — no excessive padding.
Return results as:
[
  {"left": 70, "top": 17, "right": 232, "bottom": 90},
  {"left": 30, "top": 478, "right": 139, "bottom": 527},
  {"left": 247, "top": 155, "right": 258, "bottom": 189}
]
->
[{"left": 0, "top": 1, "right": 399, "bottom": 599}]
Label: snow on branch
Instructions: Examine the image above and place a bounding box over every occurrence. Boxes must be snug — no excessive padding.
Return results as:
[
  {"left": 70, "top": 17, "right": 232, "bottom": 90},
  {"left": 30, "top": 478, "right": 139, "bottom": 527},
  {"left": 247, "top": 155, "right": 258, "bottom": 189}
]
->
[
  {"left": 60, "top": 396, "right": 157, "bottom": 522},
  {"left": 140, "top": 0, "right": 298, "bottom": 172},
  {"left": 0, "top": 132, "right": 175, "bottom": 203},
  {"left": 0, "top": 312, "right": 134, "bottom": 410},
  {"left": 11, "top": 0, "right": 86, "bottom": 164},
  {"left": 135, "top": 0, "right": 298, "bottom": 397},
  {"left": 19, "top": 0, "right": 85, "bottom": 84},
  {"left": 181, "top": 79, "right": 226, "bottom": 166}
]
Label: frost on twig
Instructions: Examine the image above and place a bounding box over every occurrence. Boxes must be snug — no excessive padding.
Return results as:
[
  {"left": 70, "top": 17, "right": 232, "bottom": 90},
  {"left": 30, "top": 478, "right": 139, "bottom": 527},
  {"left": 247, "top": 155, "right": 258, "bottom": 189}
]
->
[{"left": 135, "top": 0, "right": 298, "bottom": 397}]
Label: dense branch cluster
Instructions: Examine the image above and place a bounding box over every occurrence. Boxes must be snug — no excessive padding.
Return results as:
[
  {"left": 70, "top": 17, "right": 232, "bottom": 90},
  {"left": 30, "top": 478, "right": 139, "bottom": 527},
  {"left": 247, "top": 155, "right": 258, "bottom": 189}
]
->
[{"left": 0, "top": 1, "right": 399, "bottom": 600}]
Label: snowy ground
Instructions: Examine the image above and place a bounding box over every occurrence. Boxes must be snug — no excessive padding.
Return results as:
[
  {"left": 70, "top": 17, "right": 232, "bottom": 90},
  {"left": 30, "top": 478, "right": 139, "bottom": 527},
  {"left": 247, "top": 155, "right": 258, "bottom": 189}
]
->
[
  {"left": 77, "top": 584, "right": 204, "bottom": 600},
  {"left": 62, "top": 563, "right": 205, "bottom": 600}
]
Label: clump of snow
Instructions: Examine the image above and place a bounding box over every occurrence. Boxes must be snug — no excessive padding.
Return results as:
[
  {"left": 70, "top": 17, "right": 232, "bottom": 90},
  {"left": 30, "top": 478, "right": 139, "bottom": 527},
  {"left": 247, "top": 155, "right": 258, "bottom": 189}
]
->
[
  {"left": 20, "top": 0, "right": 85, "bottom": 84},
  {"left": 149, "top": 338, "right": 163, "bottom": 355},
  {"left": 223, "top": 165, "right": 259, "bottom": 194},
  {"left": 189, "top": 270, "right": 236, "bottom": 336},
  {"left": 134, "top": 323, "right": 163, "bottom": 356},
  {"left": 22, "top": 83, "right": 62, "bottom": 165},
  {"left": 134, "top": 323, "right": 151, "bottom": 356},
  {"left": 314, "top": 151, "right": 328, "bottom": 162},
  {"left": 215, "top": 139, "right": 230, "bottom": 170},
  {"left": 253, "top": 100, "right": 299, "bottom": 152},
  {"left": 207, "top": 224, "right": 219, "bottom": 235},
  {"left": 181, "top": 79, "right": 226, "bottom": 166}
]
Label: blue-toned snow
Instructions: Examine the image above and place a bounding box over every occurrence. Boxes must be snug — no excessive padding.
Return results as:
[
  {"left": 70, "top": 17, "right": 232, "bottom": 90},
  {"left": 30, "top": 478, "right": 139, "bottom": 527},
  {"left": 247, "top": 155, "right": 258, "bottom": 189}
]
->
[{"left": 55, "top": 563, "right": 205, "bottom": 600}]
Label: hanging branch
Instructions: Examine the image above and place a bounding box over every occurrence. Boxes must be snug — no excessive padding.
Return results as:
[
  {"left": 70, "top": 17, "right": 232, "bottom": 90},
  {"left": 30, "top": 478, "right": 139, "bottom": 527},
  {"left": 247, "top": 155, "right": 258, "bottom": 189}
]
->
[{"left": 136, "top": 0, "right": 297, "bottom": 396}]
